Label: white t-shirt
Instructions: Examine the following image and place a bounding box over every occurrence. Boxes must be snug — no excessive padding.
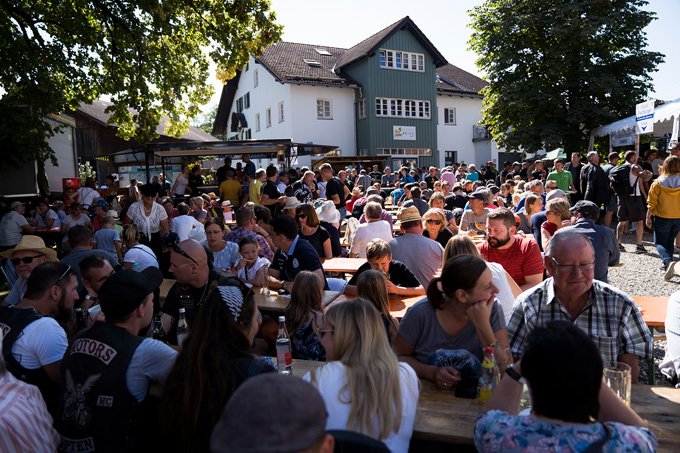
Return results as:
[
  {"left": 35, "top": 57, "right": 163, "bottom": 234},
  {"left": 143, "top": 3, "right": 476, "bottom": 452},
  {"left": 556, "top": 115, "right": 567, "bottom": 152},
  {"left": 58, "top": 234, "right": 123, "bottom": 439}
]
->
[
  {"left": 9, "top": 313, "right": 68, "bottom": 369},
  {"left": 61, "top": 214, "right": 90, "bottom": 243},
  {"left": 77, "top": 187, "right": 99, "bottom": 208},
  {"left": 304, "top": 361, "right": 419, "bottom": 453},
  {"left": 487, "top": 261, "right": 514, "bottom": 324},
  {"left": 35, "top": 209, "right": 61, "bottom": 229},
  {"left": 0, "top": 211, "right": 28, "bottom": 246},
  {"left": 174, "top": 173, "right": 189, "bottom": 195},
  {"left": 235, "top": 256, "right": 270, "bottom": 282},
  {"left": 171, "top": 215, "right": 204, "bottom": 241},
  {"left": 350, "top": 220, "right": 393, "bottom": 258},
  {"left": 126, "top": 338, "right": 178, "bottom": 401},
  {"left": 123, "top": 244, "right": 159, "bottom": 270}
]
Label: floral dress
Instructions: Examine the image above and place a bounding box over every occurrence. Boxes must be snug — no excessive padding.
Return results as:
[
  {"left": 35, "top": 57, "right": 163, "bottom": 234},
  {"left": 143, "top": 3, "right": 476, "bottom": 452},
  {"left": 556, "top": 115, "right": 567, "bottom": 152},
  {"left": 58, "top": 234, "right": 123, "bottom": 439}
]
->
[{"left": 291, "top": 314, "right": 326, "bottom": 361}]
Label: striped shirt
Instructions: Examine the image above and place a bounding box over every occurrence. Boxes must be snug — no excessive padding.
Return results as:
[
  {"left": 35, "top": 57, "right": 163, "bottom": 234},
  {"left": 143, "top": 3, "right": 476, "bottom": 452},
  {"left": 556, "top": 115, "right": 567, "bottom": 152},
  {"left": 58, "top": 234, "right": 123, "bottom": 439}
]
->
[
  {"left": 0, "top": 372, "right": 60, "bottom": 452},
  {"left": 507, "top": 279, "right": 653, "bottom": 362}
]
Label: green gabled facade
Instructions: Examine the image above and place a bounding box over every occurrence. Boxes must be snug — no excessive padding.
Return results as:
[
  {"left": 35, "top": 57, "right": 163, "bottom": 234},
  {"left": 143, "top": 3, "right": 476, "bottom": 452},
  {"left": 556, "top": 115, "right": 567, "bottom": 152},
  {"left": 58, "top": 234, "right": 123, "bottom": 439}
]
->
[{"left": 338, "top": 17, "right": 447, "bottom": 169}]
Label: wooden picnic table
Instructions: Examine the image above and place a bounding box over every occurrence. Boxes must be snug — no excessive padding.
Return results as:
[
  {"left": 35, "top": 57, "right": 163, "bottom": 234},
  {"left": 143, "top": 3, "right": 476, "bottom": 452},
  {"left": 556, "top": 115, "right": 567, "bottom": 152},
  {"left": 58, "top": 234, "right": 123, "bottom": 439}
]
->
[
  {"left": 634, "top": 296, "right": 667, "bottom": 328},
  {"left": 322, "top": 257, "right": 367, "bottom": 273},
  {"left": 281, "top": 360, "right": 680, "bottom": 449},
  {"left": 329, "top": 294, "right": 423, "bottom": 319},
  {"left": 255, "top": 290, "right": 340, "bottom": 313}
]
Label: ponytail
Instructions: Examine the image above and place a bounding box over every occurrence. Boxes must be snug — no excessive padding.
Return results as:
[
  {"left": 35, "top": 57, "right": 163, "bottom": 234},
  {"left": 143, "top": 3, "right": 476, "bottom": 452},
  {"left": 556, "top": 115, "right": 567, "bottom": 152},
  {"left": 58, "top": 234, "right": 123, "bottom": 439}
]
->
[
  {"left": 427, "top": 255, "right": 488, "bottom": 310},
  {"left": 427, "top": 276, "right": 445, "bottom": 310}
]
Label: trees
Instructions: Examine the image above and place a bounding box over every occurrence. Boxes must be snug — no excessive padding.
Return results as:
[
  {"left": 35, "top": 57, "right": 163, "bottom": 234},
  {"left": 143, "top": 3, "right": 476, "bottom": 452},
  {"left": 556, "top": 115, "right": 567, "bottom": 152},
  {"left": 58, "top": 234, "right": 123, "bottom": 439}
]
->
[
  {"left": 0, "top": 0, "right": 282, "bottom": 168},
  {"left": 469, "top": 0, "right": 664, "bottom": 154}
]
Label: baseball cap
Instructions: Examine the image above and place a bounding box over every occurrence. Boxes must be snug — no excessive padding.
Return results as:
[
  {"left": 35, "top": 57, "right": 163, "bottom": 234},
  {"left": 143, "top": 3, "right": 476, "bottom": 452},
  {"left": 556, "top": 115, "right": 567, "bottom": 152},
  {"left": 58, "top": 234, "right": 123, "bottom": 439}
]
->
[
  {"left": 10, "top": 201, "right": 25, "bottom": 210},
  {"left": 468, "top": 192, "right": 485, "bottom": 201},
  {"left": 487, "top": 161, "right": 494, "bottom": 165},
  {"left": 210, "top": 374, "right": 327, "bottom": 452},
  {"left": 99, "top": 268, "right": 163, "bottom": 320},
  {"left": 545, "top": 189, "right": 566, "bottom": 202},
  {"left": 398, "top": 206, "right": 421, "bottom": 223},
  {"left": 570, "top": 200, "right": 600, "bottom": 219}
]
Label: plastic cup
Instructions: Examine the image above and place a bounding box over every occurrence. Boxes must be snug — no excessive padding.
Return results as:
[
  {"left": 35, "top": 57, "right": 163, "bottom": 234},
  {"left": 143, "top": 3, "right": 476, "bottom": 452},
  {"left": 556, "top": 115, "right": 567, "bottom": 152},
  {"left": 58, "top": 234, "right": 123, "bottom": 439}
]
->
[{"left": 603, "top": 362, "right": 631, "bottom": 407}]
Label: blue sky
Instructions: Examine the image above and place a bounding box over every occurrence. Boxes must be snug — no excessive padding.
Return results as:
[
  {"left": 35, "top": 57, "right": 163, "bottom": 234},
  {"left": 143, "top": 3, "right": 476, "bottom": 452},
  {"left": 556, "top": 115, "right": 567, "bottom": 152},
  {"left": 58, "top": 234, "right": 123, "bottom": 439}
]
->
[{"left": 204, "top": 0, "right": 678, "bottom": 112}]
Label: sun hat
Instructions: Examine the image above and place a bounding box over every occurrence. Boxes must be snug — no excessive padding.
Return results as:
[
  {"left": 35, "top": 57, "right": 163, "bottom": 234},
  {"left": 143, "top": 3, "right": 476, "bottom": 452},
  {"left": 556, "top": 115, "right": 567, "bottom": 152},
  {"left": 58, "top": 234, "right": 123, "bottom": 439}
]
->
[
  {"left": 282, "top": 197, "right": 305, "bottom": 211},
  {"left": 351, "top": 187, "right": 363, "bottom": 197},
  {"left": 316, "top": 200, "right": 341, "bottom": 223},
  {"left": 99, "top": 267, "right": 163, "bottom": 320},
  {"left": 545, "top": 189, "right": 566, "bottom": 202},
  {"left": 398, "top": 206, "right": 422, "bottom": 223},
  {"left": 106, "top": 210, "right": 119, "bottom": 220},
  {"left": 221, "top": 200, "right": 233, "bottom": 208},
  {"left": 210, "top": 373, "right": 327, "bottom": 453},
  {"left": 0, "top": 235, "right": 57, "bottom": 261}
]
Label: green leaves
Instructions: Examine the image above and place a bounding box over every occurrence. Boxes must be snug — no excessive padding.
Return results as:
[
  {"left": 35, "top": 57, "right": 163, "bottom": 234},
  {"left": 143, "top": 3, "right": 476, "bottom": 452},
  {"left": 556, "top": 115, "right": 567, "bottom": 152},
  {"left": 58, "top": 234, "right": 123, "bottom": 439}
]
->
[
  {"left": 0, "top": 0, "right": 282, "bottom": 167},
  {"left": 468, "top": 0, "right": 663, "bottom": 154}
]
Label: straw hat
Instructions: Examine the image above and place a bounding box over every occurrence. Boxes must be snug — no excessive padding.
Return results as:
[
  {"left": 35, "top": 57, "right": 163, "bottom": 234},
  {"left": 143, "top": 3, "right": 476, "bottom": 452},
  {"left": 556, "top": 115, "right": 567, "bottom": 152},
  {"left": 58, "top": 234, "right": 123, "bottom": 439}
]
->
[
  {"left": 282, "top": 197, "right": 305, "bottom": 211},
  {"left": 315, "top": 200, "right": 341, "bottom": 223},
  {"left": 351, "top": 187, "right": 363, "bottom": 197},
  {"left": 106, "top": 210, "right": 119, "bottom": 220},
  {"left": 0, "top": 235, "right": 57, "bottom": 261},
  {"left": 397, "top": 206, "right": 421, "bottom": 223}
]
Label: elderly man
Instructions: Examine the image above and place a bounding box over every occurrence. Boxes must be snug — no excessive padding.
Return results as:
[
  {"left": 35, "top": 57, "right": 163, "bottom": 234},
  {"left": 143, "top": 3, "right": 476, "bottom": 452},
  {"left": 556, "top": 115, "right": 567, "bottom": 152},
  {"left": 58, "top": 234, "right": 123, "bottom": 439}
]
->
[
  {"left": 291, "top": 170, "right": 316, "bottom": 204},
  {"left": 0, "top": 201, "right": 37, "bottom": 249},
  {"left": 508, "top": 231, "right": 652, "bottom": 382},
  {"left": 479, "top": 208, "right": 544, "bottom": 291},
  {"left": 1, "top": 236, "right": 57, "bottom": 306},
  {"left": 225, "top": 207, "right": 274, "bottom": 260},
  {"left": 349, "top": 202, "right": 392, "bottom": 258},
  {"left": 159, "top": 239, "right": 233, "bottom": 338},
  {"left": 389, "top": 207, "right": 443, "bottom": 288},
  {"left": 553, "top": 200, "right": 619, "bottom": 283},
  {"left": 359, "top": 194, "right": 393, "bottom": 227},
  {"left": 0, "top": 262, "right": 79, "bottom": 414}
]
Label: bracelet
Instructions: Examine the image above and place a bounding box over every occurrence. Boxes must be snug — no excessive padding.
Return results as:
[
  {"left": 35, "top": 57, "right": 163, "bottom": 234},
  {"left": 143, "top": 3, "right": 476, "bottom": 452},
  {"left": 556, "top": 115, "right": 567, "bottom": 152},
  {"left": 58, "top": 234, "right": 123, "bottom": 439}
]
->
[
  {"left": 505, "top": 364, "right": 526, "bottom": 384},
  {"left": 264, "top": 234, "right": 270, "bottom": 238}
]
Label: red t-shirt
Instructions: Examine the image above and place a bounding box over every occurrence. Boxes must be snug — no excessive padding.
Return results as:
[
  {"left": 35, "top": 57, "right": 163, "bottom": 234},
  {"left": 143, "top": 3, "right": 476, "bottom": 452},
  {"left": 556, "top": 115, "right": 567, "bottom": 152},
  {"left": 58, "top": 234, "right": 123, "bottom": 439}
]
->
[{"left": 478, "top": 236, "right": 543, "bottom": 286}]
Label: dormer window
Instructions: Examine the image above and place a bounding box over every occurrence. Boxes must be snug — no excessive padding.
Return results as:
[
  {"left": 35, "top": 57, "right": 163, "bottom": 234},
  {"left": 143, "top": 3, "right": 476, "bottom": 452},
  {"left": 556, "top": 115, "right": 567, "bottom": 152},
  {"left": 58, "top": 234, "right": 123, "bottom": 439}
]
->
[
  {"left": 303, "top": 59, "right": 322, "bottom": 67},
  {"left": 379, "top": 49, "right": 425, "bottom": 72}
]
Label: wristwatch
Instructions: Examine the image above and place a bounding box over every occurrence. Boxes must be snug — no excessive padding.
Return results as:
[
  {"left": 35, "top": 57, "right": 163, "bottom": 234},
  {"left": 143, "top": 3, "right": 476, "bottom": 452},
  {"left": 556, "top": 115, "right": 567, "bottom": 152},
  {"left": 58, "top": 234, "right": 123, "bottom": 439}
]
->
[{"left": 505, "top": 364, "right": 526, "bottom": 384}]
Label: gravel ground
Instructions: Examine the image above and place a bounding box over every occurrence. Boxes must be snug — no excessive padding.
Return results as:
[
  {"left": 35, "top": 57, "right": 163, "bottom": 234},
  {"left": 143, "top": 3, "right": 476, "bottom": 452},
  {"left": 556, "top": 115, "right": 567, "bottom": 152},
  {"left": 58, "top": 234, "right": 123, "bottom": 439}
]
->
[{"left": 605, "top": 226, "right": 678, "bottom": 386}]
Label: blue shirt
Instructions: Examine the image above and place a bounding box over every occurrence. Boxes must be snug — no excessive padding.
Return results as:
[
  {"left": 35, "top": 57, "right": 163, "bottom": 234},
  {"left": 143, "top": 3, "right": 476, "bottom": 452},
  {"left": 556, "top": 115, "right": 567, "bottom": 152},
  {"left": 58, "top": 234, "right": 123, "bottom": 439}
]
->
[{"left": 93, "top": 228, "right": 120, "bottom": 256}]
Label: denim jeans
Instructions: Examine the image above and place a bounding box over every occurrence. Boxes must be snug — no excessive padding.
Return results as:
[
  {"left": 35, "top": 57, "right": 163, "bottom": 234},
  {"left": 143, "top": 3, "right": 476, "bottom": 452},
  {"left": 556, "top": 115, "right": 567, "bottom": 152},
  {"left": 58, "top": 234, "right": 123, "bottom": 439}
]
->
[
  {"left": 337, "top": 207, "right": 347, "bottom": 221},
  {"left": 653, "top": 216, "right": 680, "bottom": 264},
  {"left": 425, "top": 349, "right": 482, "bottom": 379}
]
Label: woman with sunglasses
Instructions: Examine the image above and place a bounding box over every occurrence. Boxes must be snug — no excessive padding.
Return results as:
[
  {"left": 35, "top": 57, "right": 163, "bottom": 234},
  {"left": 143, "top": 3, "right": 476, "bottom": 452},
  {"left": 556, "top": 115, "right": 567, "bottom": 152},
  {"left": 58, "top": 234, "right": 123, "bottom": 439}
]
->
[
  {"left": 296, "top": 204, "right": 332, "bottom": 260},
  {"left": 161, "top": 280, "right": 274, "bottom": 452},
  {"left": 541, "top": 198, "right": 571, "bottom": 251},
  {"left": 422, "top": 208, "right": 453, "bottom": 249},
  {"left": 285, "top": 271, "right": 326, "bottom": 361},
  {"left": 305, "top": 298, "right": 419, "bottom": 452}
]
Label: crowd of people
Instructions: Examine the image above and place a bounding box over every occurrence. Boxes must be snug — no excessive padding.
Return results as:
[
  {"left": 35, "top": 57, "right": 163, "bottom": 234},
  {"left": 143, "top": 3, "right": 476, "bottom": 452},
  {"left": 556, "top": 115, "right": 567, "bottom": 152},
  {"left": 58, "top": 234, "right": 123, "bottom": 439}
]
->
[{"left": 1, "top": 145, "right": 678, "bottom": 452}]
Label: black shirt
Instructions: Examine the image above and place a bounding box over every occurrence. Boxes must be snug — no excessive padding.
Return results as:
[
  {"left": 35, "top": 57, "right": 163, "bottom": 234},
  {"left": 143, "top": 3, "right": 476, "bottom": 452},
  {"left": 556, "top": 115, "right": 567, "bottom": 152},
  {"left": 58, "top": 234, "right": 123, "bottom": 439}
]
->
[
  {"left": 445, "top": 193, "right": 467, "bottom": 211},
  {"left": 261, "top": 179, "right": 282, "bottom": 216},
  {"left": 424, "top": 174, "right": 438, "bottom": 189},
  {"left": 348, "top": 260, "right": 421, "bottom": 288},
  {"left": 424, "top": 228, "right": 454, "bottom": 249},
  {"left": 162, "top": 269, "right": 231, "bottom": 326},
  {"left": 271, "top": 237, "right": 329, "bottom": 289},
  {"left": 369, "top": 172, "right": 382, "bottom": 182},
  {"left": 325, "top": 176, "right": 346, "bottom": 209}
]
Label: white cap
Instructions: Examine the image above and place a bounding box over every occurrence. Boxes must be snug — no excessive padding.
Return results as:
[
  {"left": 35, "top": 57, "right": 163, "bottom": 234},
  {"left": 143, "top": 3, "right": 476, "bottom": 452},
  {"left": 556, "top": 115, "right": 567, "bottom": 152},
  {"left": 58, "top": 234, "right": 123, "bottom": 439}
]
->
[
  {"left": 278, "top": 316, "right": 285, "bottom": 322},
  {"left": 179, "top": 308, "right": 186, "bottom": 313}
]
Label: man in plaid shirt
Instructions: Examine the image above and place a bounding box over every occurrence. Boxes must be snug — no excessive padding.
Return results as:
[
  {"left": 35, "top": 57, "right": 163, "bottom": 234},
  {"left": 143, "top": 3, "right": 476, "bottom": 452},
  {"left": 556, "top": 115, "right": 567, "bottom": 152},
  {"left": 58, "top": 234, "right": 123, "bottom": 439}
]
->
[
  {"left": 507, "top": 231, "right": 652, "bottom": 382},
  {"left": 224, "top": 208, "right": 274, "bottom": 261}
]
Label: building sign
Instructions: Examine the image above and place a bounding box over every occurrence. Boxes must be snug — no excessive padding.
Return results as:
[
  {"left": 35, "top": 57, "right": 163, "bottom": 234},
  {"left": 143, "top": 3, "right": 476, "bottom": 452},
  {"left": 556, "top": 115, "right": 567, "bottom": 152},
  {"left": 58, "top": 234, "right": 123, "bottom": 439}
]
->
[
  {"left": 611, "top": 130, "right": 635, "bottom": 147},
  {"left": 636, "top": 99, "right": 655, "bottom": 135},
  {"left": 393, "top": 126, "right": 416, "bottom": 141}
]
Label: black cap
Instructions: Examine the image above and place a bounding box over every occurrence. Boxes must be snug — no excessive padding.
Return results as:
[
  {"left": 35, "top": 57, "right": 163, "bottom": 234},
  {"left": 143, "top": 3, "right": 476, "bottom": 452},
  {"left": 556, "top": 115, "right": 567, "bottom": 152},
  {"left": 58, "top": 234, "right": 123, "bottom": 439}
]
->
[
  {"left": 99, "top": 268, "right": 163, "bottom": 319},
  {"left": 570, "top": 200, "right": 600, "bottom": 220}
]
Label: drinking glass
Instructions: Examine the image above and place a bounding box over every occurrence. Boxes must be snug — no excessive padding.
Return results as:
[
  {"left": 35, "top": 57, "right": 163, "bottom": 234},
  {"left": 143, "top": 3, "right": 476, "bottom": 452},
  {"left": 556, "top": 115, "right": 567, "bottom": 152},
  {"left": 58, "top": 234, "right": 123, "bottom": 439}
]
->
[
  {"left": 603, "top": 362, "right": 631, "bottom": 407},
  {"left": 260, "top": 264, "right": 270, "bottom": 295},
  {"left": 494, "top": 343, "right": 511, "bottom": 373}
]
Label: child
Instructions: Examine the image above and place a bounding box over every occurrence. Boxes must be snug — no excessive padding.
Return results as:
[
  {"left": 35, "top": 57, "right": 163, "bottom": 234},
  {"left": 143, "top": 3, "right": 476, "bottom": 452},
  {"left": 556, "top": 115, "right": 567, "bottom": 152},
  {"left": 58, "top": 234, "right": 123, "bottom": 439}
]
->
[
  {"left": 232, "top": 236, "right": 270, "bottom": 286},
  {"left": 93, "top": 216, "right": 123, "bottom": 262}
]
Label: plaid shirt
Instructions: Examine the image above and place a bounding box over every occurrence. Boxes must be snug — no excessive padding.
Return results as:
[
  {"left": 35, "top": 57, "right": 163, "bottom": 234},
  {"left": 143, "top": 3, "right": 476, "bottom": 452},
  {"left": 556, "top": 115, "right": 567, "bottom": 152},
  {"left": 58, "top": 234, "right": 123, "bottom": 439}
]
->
[
  {"left": 225, "top": 227, "right": 274, "bottom": 261},
  {"left": 507, "top": 278, "right": 652, "bottom": 362}
]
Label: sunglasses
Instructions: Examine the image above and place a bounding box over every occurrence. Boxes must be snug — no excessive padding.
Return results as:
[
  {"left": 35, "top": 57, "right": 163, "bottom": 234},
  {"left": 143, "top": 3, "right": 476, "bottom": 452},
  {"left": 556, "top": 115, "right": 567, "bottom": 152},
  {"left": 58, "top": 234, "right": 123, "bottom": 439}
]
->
[
  {"left": 425, "top": 219, "right": 442, "bottom": 225},
  {"left": 11, "top": 255, "right": 43, "bottom": 265},
  {"left": 54, "top": 265, "right": 72, "bottom": 286},
  {"left": 296, "top": 214, "right": 307, "bottom": 219},
  {"left": 172, "top": 241, "right": 199, "bottom": 266}
]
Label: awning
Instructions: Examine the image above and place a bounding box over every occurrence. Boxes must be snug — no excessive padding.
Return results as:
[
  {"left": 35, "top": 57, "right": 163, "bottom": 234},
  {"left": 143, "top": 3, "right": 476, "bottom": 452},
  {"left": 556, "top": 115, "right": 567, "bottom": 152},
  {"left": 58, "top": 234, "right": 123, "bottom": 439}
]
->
[{"left": 590, "top": 98, "right": 680, "bottom": 139}]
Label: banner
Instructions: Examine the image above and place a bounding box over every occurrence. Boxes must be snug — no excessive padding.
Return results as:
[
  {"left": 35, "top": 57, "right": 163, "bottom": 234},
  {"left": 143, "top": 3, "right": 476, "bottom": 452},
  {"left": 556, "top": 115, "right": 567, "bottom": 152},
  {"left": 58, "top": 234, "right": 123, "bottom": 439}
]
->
[
  {"left": 636, "top": 99, "right": 655, "bottom": 135},
  {"left": 393, "top": 126, "right": 416, "bottom": 141},
  {"left": 611, "top": 130, "right": 635, "bottom": 147}
]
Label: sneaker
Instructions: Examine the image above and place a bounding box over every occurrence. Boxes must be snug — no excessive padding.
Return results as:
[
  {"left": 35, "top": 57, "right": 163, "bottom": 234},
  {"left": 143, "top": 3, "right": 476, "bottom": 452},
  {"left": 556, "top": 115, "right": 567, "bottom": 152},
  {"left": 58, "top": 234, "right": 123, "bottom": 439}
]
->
[
  {"left": 618, "top": 243, "right": 625, "bottom": 252},
  {"left": 665, "top": 261, "right": 676, "bottom": 281},
  {"left": 635, "top": 245, "right": 646, "bottom": 254}
]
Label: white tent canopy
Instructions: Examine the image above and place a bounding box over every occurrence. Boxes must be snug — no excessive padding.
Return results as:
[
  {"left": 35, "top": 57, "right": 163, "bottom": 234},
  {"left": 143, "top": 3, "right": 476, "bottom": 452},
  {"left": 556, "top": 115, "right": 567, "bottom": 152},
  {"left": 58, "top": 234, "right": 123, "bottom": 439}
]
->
[{"left": 590, "top": 98, "right": 680, "bottom": 141}]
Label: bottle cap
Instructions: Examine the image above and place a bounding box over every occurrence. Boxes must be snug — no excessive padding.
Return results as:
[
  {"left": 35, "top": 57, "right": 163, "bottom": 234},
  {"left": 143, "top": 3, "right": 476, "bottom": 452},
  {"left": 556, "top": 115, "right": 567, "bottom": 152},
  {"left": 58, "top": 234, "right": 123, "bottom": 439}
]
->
[
  {"left": 485, "top": 346, "right": 495, "bottom": 354},
  {"left": 179, "top": 308, "right": 186, "bottom": 313},
  {"left": 278, "top": 315, "right": 285, "bottom": 322}
]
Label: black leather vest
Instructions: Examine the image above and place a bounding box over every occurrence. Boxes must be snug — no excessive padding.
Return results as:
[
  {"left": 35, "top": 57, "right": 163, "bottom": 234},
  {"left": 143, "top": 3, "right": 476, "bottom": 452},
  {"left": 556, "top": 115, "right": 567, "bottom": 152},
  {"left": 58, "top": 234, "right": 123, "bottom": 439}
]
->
[
  {"left": 0, "top": 306, "right": 60, "bottom": 415},
  {"left": 56, "top": 321, "right": 144, "bottom": 453}
]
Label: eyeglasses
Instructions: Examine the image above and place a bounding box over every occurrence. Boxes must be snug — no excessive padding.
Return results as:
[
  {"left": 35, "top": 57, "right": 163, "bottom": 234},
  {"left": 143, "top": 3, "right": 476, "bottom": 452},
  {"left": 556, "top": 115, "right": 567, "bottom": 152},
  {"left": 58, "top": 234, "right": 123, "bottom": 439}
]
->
[
  {"left": 172, "top": 241, "right": 199, "bottom": 266},
  {"left": 425, "top": 219, "right": 442, "bottom": 225},
  {"left": 11, "top": 255, "right": 44, "bottom": 265},
  {"left": 550, "top": 257, "right": 595, "bottom": 273},
  {"left": 312, "top": 313, "right": 334, "bottom": 339},
  {"left": 54, "top": 265, "right": 72, "bottom": 286}
]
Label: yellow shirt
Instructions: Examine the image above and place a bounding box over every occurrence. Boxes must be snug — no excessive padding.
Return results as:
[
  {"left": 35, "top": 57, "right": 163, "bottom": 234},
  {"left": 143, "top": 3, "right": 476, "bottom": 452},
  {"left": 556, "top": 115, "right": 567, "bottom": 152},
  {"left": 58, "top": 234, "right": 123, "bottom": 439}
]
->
[
  {"left": 219, "top": 179, "right": 242, "bottom": 207},
  {"left": 249, "top": 179, "right": 263, "bottom": 206}
]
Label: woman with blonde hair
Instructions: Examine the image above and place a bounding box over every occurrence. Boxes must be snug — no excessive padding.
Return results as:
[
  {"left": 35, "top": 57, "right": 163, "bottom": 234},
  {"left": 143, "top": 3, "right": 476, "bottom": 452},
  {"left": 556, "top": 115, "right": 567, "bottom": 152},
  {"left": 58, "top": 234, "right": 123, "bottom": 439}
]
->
[
  {"left": 305, "top": 298, "right": 419, "bottom": 452},
  {"left": 516, "top": 193, "right": 543, "bottom": 234},
  {"left": 542, "top": 198, "right": 571, "bottom": 250},
  {"left": 121, "top": 224, "right": 158, "bottom": 271},
  {"left": 356, "top": 270, "right": 400, "bottom": 343},
  {"left": 422, "top": 208, "right": 453, "bottom": 248},
  {"left": 285, "top": 271, "right": 326, "bottom": 361},
  {"left": 442, "top": 235, "right": 520, "bottom": 324},
  {"left": 646, "top": 155, "right": 680, "bottom": 279},
  {"left": 189, "top": 196, "right": 208, "bottom": 224},
  {"left": 427, "top": 193, "right": 458, "bottom": 233}
]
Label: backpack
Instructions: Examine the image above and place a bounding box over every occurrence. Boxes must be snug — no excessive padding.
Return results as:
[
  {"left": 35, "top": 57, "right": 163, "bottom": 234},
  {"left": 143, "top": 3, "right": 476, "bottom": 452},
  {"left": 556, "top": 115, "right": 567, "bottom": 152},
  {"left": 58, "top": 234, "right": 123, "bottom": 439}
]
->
[{"left": 609, "top": 163, "right": 634, "bottom": 196}]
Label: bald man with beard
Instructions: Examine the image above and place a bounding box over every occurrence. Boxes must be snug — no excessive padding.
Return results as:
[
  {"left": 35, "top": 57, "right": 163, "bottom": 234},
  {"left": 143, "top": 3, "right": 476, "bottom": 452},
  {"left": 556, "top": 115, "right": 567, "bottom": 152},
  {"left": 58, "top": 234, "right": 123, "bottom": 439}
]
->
[{"left": 158, "top": 239, "right": 235, "bottom": 343}]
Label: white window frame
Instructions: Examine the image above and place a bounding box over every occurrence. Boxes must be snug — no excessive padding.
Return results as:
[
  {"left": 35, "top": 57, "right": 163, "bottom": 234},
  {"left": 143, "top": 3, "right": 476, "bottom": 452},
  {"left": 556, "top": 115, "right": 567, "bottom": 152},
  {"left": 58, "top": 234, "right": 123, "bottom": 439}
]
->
[
  {"left": 317, "top": 99, "right": 332, "bottom": 120},
  {"left": 378, "top": 48, "right": 425, "bottom": 72},
  {"left": 266, "top": 108, "right": 272, "bottom": 128},
  {"left": 278, "top": 102, "right": 284, "bottom": 123},
  {"left": 377, "top": 148, "right": 432, "bottom": 156},
  {"left": 358, "top": 99, "right": 367, "bottom": 119},
  {"left": 253, "top": 69, "right": 258, "bottom": 88},
  {"left": 444, "top": 108, "right": 456, "bottom": 125},
  {"left": 255, "top": 113, "right": 261, "bottom": 132},
  {"left": 376, "top": 97, "right": 430, "bottom": 119}
]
